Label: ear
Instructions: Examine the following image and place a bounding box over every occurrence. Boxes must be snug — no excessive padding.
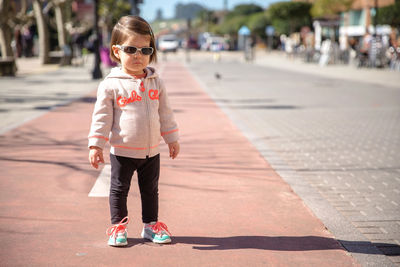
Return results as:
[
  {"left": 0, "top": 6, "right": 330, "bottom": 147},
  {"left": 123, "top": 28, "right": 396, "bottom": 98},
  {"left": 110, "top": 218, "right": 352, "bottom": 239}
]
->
[{"left": 112, "top": 45, "right": 120, "bottom": 59}]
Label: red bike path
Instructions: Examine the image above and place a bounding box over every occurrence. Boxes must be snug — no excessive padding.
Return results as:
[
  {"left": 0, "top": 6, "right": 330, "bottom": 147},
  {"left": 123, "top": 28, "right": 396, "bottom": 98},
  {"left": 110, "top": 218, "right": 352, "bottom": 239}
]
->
[{"left": 0, "top": 61, "right": 359, "bottom": 266}]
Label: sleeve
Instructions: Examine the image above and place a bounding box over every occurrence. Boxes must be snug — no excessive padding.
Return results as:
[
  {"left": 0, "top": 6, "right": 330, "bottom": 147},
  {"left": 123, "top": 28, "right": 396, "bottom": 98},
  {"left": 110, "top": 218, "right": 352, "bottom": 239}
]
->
[
  {"left": 158, "top": 78, "right": 179, "bottom": 144},
  {"left": 88, "top": 82, "right": 114, "bottom": 149}
]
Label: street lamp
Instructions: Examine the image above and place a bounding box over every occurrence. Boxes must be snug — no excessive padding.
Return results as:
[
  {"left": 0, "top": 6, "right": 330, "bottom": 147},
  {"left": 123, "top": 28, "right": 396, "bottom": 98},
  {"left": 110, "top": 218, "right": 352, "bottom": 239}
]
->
[
  {"left": 130, "top": 0, "right": 143, "bottom": 16},
  {"left": 373, "top": 0, "right": 379, "bottom": 37},
  {"left": 92, "top": 0, "right": 102, "bottom": 79}
]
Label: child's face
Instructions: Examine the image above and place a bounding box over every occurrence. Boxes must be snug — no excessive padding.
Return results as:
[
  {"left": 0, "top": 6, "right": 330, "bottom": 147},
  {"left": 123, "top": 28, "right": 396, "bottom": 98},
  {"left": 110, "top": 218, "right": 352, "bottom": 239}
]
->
[{"left": 113, "top": 34, "right": 151, "bottom": 76}]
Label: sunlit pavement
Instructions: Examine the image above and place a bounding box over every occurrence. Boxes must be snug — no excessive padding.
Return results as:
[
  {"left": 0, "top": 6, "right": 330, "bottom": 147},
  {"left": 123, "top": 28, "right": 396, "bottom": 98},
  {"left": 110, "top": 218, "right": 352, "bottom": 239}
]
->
[
  {"left": 0, "top": 51, "right": 398, "bottom": 266},
  {"left": 184, "top": 50, "right": 400, "bottom": 267}
]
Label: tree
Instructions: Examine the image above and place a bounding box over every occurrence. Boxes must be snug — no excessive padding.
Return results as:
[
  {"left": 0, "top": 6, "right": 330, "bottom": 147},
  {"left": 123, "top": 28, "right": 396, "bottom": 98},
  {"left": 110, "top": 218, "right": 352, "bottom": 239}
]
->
[
  {"left": 216, "top": 15, "right": 248, "bottom": 35},
  {"left": 311, "top": 0, "right": 354, "bottom": 18},
  {"left": 216, "top": 4, "right": 264, "bottom": 35},
  {"left": 226, "top": 4, "right": 263, "bottom": 18},
  {"left": 99, "top": 0, "right": 131, "bottom": 44},
  {"left": 0, "top": 0, "right": 14, "bottom": 58},
  {"left": 247, "top": 12, "right": 270, "bottom": 38},
  {"left": 311, "top": 0, "right": 354, "bottom": 17},
  {"left": 53, "top": 0, "right": 68, "bottom": 48},
  {"left": 195, "top": 9, "right": 219, "bottom": 32},
  {"left": 377, "top": 0, "right": 400, "bottom": 28},
  {"left": 33, "top": 0, "right": 50, "bottom": 64},
  {"left": 267, "top": 2, "right": 312, "bottom": 35}
]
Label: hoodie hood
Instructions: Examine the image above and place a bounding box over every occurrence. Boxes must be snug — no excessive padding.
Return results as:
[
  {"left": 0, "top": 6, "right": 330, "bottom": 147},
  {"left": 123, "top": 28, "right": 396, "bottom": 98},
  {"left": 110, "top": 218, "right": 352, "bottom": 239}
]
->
[{"left": 105, "top": 66, "right": 158, "bottom": 80}]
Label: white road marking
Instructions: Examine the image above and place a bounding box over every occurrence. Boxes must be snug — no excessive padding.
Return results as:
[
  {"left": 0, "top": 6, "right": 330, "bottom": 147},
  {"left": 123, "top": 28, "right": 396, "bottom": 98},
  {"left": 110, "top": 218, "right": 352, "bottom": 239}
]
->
[
  {"left": 88, "top": 164, "right": 138, "bottom": 197},
  {"left": 89, "top": 164, "right": 111, "bottom": 197}
]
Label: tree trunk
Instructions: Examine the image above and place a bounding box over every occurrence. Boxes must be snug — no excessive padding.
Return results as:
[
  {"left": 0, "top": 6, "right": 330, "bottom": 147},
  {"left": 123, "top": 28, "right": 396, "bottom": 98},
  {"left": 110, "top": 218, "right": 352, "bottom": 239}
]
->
[
  {"left": 0, "top": 0, "right": 14, "bottom": 58},
  {"left": 33, "top": 0, "right": 50, "bottom": 64},
  {"left": 54, "top": 1, "right": 66, "bottom": 48},
  {"left": 0, "top": 25, "right": 14, "bottom": 59}
]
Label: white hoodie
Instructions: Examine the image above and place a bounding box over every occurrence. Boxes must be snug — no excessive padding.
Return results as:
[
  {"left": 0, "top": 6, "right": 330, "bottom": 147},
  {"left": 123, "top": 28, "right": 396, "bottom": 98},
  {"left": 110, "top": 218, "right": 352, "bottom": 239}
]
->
[{"left": 88, "top": 66, "right": 179, "bottom": 159}]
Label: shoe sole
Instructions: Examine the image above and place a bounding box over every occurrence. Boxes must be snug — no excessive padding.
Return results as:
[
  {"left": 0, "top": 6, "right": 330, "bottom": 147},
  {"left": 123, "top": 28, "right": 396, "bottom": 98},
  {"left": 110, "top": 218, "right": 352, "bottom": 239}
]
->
[
  {"left": 141, "top": 231, "right": 171, "bottom": 244},
  {"left": 108, "top": 241, "right": 128, "bottom": 247},
  {"left": 108, "top": 237, "right": 128, "bottom": 247}
]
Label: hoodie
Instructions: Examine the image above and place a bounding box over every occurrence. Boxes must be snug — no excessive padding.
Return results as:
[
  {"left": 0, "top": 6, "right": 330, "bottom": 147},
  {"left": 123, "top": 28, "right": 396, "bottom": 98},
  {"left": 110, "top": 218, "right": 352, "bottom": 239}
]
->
[{"left": 88, "top": 66, "right": 179, "bottom": 159}]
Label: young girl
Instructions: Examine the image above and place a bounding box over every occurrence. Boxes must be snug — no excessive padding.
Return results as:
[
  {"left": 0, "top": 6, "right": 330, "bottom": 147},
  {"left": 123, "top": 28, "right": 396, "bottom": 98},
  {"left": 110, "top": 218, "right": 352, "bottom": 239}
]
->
[{"left": 88, "top": 15, "right": 180, "bottom": 247}]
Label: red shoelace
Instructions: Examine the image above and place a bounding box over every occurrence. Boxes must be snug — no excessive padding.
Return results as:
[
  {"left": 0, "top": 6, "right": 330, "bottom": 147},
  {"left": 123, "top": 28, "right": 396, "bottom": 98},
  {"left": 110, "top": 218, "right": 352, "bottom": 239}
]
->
[
  {"left": 149, "top": 222, "right": 171, "bottom": 236},
  {"left": 106, "top": 216, "right": 129, "bottom": 236}
]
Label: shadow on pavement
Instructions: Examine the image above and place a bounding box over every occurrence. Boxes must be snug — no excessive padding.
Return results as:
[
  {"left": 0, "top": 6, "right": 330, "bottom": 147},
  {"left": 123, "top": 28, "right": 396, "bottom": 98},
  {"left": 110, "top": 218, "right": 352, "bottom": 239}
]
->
[
  {"left": 122, "top": 236, "right": 399, "bottom": 254},
  {"left": 0, "top": 215, "right": 78, "bottom": 222},
  {"left": 173, "top": 236, "right": 343, "bottom": 251},
  {"left": 0, "top": 157, "right": 85, "bottom": 172},
  {"left": 231, "top": 105, "right": 300, "bottom": 110}
]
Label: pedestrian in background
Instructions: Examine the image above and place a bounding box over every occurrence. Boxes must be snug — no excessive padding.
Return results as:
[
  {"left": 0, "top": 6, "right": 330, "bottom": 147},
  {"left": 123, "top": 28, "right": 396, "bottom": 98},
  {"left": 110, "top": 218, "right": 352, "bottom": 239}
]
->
[
  {"left": 21, "top": 25, "right": 34, "bottom": 57},
  {"left": 88, "top": 15, "right": 180, "bottom": 247}
]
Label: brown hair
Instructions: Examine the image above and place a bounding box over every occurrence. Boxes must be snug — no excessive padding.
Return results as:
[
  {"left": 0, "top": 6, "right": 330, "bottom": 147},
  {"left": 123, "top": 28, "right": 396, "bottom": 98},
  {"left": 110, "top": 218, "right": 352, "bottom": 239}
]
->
[{"left": 109, "top": 15, "right": 157, "bottom": 64}]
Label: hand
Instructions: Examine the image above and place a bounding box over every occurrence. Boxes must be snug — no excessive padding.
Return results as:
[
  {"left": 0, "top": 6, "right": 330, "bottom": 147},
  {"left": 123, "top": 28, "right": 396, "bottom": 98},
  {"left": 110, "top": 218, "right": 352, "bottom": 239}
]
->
[
  {"left": 168, "top": 141, "right": 180, "bottom": 159},
  {"left": 89, "top": 146, "right": 104, "bottom": 169}
]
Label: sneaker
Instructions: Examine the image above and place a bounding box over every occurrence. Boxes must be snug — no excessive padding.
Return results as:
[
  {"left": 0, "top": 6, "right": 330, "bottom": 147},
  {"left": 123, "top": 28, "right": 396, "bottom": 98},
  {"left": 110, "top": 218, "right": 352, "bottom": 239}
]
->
[
  {"left": 141, "top": 221, "right": 172, "bottom": 244},
  {"left": 106, "top": 216, "right": 129, "bottom": 247}
]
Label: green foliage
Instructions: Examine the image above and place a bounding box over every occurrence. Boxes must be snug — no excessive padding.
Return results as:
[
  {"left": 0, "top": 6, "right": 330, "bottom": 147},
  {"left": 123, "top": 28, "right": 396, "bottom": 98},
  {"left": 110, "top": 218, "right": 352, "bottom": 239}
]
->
[
  {"left": 194, "top": 9, "right": 218, "bottom": 31},
  {"left": 99, "top": 0, "right": 131, "bottom": 27},
  {"left": 216, "top": 15, "right": 248, "bottom": 35},
  {"left": 377, "top": 0, "right": 400, "bottom": 27},
  {"left": 247, "top": 12, "right": 270, "bottom": 37},
  {"left": 311, "top": 0, "right": 354, "bottom": 18},
  {"left": 267, "top": 2, "right": 312, "bottom": 35},
  {"left": 196, "top": 9, "right": 215, "bottom": 23},
  {"left": 268, "top": 2, "right": 311, "bottom": 20},
  {"left": 192, "top": 2, "right": 314, "bottom": 38},
  {"left": 216, "top": 4, "right": 263, "bottom": 35},
  {"left": 226, "top": 4, "right": 263, "bottom": 18}
]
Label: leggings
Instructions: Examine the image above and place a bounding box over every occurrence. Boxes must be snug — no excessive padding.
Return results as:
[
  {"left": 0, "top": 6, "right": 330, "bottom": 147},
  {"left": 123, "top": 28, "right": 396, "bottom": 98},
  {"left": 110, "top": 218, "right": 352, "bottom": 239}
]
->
[{"left": 109, "top": 153, "right": 160, "bottom": 224}]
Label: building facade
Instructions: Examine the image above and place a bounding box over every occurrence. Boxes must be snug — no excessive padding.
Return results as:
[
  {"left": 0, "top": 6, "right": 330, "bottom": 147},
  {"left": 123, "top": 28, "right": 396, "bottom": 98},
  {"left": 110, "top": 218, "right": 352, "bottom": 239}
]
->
[{"left": 340, "top": 0, "right": 395, "bottom": 37}]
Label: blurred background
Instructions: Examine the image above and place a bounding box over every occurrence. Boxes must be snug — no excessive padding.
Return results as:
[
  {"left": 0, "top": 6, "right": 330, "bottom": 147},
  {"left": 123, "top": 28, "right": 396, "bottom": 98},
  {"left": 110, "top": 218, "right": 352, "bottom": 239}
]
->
[{"left": 0, "top": 0, "right": 399, "bottom": 76}]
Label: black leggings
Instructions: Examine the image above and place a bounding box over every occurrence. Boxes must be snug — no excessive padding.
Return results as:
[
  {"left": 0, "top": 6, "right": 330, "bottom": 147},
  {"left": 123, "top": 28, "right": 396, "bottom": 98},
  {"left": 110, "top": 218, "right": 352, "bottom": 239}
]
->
[{"left": 109, "top": 153, "right": 160, "bottom": 224}]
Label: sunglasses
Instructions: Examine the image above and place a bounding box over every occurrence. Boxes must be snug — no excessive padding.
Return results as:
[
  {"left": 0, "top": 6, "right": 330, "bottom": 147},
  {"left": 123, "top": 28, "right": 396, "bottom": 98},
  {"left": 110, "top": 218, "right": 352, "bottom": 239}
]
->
[{"left": 115, "top": 45, "right": 154, "bottom": 55}]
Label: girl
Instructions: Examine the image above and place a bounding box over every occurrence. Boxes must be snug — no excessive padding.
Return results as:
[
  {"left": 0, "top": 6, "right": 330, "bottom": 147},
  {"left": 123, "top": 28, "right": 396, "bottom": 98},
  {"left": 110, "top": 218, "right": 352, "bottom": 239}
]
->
[{"left": 88, "top": 15, "right": 180, "bottom": 247}]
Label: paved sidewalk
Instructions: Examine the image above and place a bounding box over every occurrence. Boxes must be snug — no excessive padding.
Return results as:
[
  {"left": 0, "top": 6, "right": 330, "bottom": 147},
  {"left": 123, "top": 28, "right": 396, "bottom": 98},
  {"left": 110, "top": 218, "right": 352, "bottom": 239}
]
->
[
  {"left": 180, "top": 49, "right": 400, "bottom": 89},
  {"left": 0, "top": 57, "right": 102, "bottom": 134},
  {"left": 14, "top": 57, "right": 60, "bottom": 76},
  {"left": 0, "top": 60, "right": 360, "bottom": 266},
  {"left": 253, "top": 50, "right": 400, "bottom": 89},
  {"left": 184, "top": 52, "right": 399, "bottom": 267}
]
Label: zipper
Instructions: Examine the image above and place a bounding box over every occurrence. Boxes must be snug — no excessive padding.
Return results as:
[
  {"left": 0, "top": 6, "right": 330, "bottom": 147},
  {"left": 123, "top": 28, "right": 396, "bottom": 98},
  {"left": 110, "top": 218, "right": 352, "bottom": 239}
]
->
[{"left": 142, "top": 79, "right": 151, "bottom": 156}]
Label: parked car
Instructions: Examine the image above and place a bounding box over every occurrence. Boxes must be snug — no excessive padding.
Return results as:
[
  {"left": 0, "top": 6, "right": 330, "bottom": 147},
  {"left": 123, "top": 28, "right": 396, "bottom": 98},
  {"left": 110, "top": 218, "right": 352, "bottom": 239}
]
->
[
  {"left": 210, "top": 37, "right": 228, "bottom": 52},
  {"left": 157, "top": 34, "right": 179, "bottom": 52},
  {"left": 200, "top": 36, "right": 228, "bottom": 51},
  {"left": 183, "top": 37, "right": 199, "bottom": 50}
]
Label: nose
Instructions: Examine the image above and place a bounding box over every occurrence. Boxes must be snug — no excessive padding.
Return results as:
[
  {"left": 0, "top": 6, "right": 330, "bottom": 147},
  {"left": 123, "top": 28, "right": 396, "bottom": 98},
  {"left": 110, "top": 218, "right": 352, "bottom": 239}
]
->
[{"left": 133, "top": 51, "right": 142, "bottom": 58}]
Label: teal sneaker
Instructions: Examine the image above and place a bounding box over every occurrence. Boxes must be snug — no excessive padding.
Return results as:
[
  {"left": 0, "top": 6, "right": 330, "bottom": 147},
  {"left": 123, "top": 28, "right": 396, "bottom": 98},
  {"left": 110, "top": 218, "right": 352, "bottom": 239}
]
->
[
  {"left": 141, "top": 221, "right": 172, "bottom": 244},
  {"left": 106, "top": 216, "right": 129, "bottom": 247}
]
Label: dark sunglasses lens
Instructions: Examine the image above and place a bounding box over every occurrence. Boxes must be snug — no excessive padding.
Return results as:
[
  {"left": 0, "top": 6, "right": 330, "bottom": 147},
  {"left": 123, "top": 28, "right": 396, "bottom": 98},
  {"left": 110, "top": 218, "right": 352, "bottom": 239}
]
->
[
  {"left": 124, "top": 46, "right": 137, "bottom": 54},
  {"left": 142, "top": 47, "right": 153, "bottom": 55}
]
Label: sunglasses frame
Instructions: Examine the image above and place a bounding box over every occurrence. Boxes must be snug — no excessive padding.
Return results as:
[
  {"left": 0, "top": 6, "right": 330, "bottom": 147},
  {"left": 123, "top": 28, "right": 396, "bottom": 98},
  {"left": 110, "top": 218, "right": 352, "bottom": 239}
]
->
[{"left": 115, "top": 45, "right": 154, "bottom": 55}]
